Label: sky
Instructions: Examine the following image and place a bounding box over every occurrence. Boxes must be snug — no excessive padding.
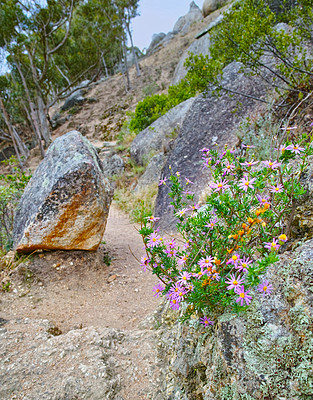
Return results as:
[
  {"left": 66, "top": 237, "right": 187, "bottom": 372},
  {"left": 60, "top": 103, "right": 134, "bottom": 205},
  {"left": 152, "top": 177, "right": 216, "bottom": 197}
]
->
[{"left": 132, "top": 0, "right": 203, "bottom": 52}]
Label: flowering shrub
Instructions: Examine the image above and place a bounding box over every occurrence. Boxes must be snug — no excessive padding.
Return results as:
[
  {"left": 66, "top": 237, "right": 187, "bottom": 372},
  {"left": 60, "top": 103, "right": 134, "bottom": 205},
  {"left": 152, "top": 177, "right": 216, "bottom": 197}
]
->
[{"left": 139, "top": 137, "right": 312, "bottom": 326}]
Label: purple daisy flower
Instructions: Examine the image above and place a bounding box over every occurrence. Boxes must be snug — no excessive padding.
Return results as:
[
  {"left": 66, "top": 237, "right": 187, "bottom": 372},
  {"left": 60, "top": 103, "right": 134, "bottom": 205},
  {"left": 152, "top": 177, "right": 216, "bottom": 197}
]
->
[
  {"left": 285, "top": 144, "right": 305, "bottom": 154},
  {"left": 225, "top": 273, "right": 245, "bottom": 292},
  {"left": 198, "top": 256, "right": 214, "bottom": 269},
  {"left": 199, "top": 316, "right": 214, "bottom": 326},
  {"left": 241, "top": 160, "right": 259, "bottom": 167},
  {"left": 153, "top": 283, "right": 165, "bottom": 297},
  {"left": 236, "top": 286, "right": 252, "bottom": 306},
  {"left": 178, "top": 271, "right": 192, "bottom": 285},
  {"left": 210, "top": 179, "right": 230, "bottom": 193},
  {"left": 238, "top": 176, "right": 256, "bottom": 192},
  {"left": 264, "top": 238, "right": 280, "bottom": 251},
  {"left": 147, "top": 232, "right": 162, "bottom": 248},
  {"left": 258, "top": 280, "right": 273, "bottom": 297},
  {"left": 262, "top": 160, "right": 281, "bottom": 170},
  {"left": 269, "top": 184, "right": 284, "bottom": 193}
]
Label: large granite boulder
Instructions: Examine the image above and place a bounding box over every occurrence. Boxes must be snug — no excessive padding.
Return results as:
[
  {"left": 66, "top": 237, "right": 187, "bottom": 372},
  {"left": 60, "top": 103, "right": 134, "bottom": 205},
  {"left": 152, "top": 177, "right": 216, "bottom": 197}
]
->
[
  {"left": 157, "top": 239, "right": 313, "bottom": 399},
  {"left": 133, "top": 153, "right": 165, "bottom": 193},
  {"left": 291, "top": 156, "right": 313, "bottom": 239},
  {"left": 155, "top": 61, "right": 273, "bottom": 231},
  {"left": 171, "top": 32, "right": 211, "bottom": 85},
  {"left": 13, "top": 131, "right": 113, "bottom": 252},
  {"left": 130, "top": 97, "right": 196, "bottom": 166},
  {"left": 172, "top": 1, "right": 202, "bottom": 35},
  {"left": 202, "top": 0, "right": 231, "bottom": 17}
]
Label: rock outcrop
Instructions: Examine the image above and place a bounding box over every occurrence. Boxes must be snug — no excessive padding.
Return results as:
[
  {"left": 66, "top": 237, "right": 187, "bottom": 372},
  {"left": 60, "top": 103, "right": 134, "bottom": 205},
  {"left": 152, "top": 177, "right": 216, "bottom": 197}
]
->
[
  {"left": 146, "top": 32, "right": 166, "bottom": 55},
  {"left": 171, "top": 31, "right": 211, "bottom": 85},
  {"left": 0, "top": 318, "right": 162, "bottom": 400},
  {"left": 156, "top": 239, "right": 313, "bottom": 399},
  {"left": 155, "top": 61, "right": 273, "bottom": 231},
  {"left": 202, "top": 0, "right": 231, "bottom": 17},
  {"left": 13, "top": 130, "right": 113, "bottom": 252},
  {"left": 134, "top": 153, "right": 165, "bottom": 193},
  {"left": 172, "top": 1, "right": 203, "bottom": 35},
  {"left": 130, "top": 97, "right": 196, "bottom": 166}
]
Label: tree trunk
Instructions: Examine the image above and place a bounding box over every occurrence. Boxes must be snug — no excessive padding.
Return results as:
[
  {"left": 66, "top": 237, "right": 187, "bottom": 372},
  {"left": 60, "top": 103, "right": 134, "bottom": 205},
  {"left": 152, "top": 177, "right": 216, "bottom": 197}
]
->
[
  {"left": 0, "top": 94, "right": 22, "bottom": 166},
  {"left": 37, "top": 94, "right": 51, "bottom": 147},
  {"left": 122, "top": 38, "right": 131, "bottom": 91},
  {"left": 14, "top": 58, "right": 45, "bottom": 158},
  {"left": 125, "top": 21, "right": 141, "bottom": 77}
]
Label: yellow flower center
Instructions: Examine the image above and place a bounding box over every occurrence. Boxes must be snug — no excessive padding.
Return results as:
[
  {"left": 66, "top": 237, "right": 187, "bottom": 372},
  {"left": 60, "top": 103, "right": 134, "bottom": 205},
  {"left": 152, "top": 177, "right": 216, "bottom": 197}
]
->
[
  {"left": 245, "top": 181, "right": 249, "bottom": 186},
  {"left": 233, "top": 280, "right": 238, "bottom": 285},
  {"left": 232, "top": 255, "right": 238, "bottom": 261},
  {"left": 269, "top": 162, "right": 273, "bottom": 166},
  {"left": 183, "top": 276, "right": 187, "bottom": 280},
  {"left": 153, "top": 238, "right": 156, "bottom": 242},
  {"left": 204, "top": 320, "right": 209, "bottom": 324},
  {"left": 263, "top": 286, "right": 267, "bottom": 292},
  {"left": 218, "top": 183, "right": 223, "bottom": 188},
  {"left": 240, "top": 293, "right": 245, "bottom": 298}
]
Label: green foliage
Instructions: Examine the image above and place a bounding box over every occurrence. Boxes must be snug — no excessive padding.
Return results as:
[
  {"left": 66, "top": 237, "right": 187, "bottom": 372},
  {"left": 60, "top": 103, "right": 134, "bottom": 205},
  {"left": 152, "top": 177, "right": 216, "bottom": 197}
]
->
[
  {"left": 0, "top": 156, "right": 31, "bottom": 251},
  {"left": 139, "top": 135, "right": 312, "bottom": 325},
  {"left": 129, "top": 79, "right": 197, "bottom": 133},
  {"left": 185, "top": 0, "right": 313, "bottom": 95}
]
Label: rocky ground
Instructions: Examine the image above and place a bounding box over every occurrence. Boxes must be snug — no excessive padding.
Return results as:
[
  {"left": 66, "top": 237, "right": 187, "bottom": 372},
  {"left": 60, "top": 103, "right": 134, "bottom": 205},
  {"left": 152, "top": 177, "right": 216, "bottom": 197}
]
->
[{"left": 0, "top": 204, "right": 167, "bottom": 399}]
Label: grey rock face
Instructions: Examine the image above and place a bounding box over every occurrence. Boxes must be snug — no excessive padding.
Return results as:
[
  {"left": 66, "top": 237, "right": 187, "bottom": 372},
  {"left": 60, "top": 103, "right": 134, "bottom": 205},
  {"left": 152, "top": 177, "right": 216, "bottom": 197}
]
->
[
  {"left": 146, "top": 32, "right": 166, "bottom": 55},
  {"left": 171, "top": 32, "right": 211, "bottom": 85},
  {"left": 292, "top": 156, "right": 313, "bottom": 239},
  {"left": 0, "top": 319, "right": 163, "bottom": 400},
  {"left": 134, "top": 153, "right": 165, "bottom": 192},
  {"left": 157, "top": 239, "right": 313, "bottom": 399},
  {"left": 130, "top": 97, "right": 196, "bottom": 166},
  {"left": 202, "top": 0, "right": 231, "bottom": 17},
  {"left": 101, "top": 153, "right": 125, "bottom": 177},
  {"left": 155, "top": 61, "right": 272, "bottom": 232},
  {"left": 61, "top": 89, "right": 86, "bottom": 112},
  {"left": 172, "top": 1, "right": 202, "bottom": 35},
  {"left": 13, "top": 131, "right": 114, "bottom": 252}
]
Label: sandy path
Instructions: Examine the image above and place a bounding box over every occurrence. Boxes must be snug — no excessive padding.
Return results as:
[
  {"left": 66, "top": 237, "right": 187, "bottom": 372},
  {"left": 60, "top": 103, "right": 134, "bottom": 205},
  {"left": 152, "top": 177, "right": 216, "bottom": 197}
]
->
[{"left": 0, "top": 203, "right": 161, "bottom": 333}]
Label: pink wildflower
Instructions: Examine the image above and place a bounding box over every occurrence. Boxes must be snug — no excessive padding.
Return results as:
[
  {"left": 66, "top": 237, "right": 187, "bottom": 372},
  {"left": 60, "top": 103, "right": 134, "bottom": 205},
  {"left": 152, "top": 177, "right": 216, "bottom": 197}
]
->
[
  {"left": 147, "top": 232, "right": 162, "bottom": 248},
  {"left": 210, "top": 179, "right": 230, "bottom": 193},
  {"left": 159, "top": 178, "right": 167, "bottom": 186},
  {"left": 241, "top": 160, "right": 259, "bottom": 167},
  {"left": 257, "top": 280, "right": 273, "bottom": 297},
  {"left": 198, "top": 256, "right": 214, "bottom": 269},
  {"left": 205, "top": 217, "right": 218, "bottom": 230},
  {"left": 177, "top": 254, "right": 189, "bottom": 266},
  {"left": 269, "top": 184, "right": 284, "bottom": 193},
  {"left": 237, "top": 257, "right": 253, "bottom": 273},
  {"left": 192, "top": 269, "right": 207, "bottom": 279},
  {"left": 222, "top": 162, "right": 235, "bottom": 175},
  {"left": 225, "top": 273, "right": 245, "bottom": 292},
  {"left": 170, "top": 298, "right": 180, "bottom": 310},
  {"left": 236, "top": 286, "right": 252, "bottom": 306},
  {"left": 285, "top": 143, "right": 305, "bottom": 154},
  {"left": 278, "top": 234, "right": 288, "bottom": 243},
  {"left": 262, "top": 160, "right": 281, "bottom": 170},
  {"left": 146, "top": 215, "right": 160, "bottom": 223},
  {"left": 264, "top": 238, "right": 280, "bottom": 251},
  {"left": 178, "top": 271, "right": 192, "bottom": 285},
  {"left": 200, "top": 316, "right": 214, "bottom": 326},
  {"left": 185, "top": 177, "right": 194, "bottom": 185},
  {"left": 176, "top": 208, "right": 188, "bottom": 217},
  {"left": 226, "top": 253, "right": 241, "bottom": 266},
  {"left": 140, "top": 256, "right": 151, "bottom": 272},
  {"left": 153, "top": 283, "right": 165, "bottom": 297},
  {"left": 238, "top": 176, "right": 256, "bottom": 192},
  {"left": 256, "top": 194, "right": 270, "bottom": 207}
]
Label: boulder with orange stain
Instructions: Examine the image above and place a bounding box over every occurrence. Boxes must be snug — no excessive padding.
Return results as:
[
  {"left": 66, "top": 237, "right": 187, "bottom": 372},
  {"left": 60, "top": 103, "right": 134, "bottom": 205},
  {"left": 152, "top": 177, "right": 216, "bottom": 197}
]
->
[{"left": 13, "top": 131, "right": 114, "bottom": 253}]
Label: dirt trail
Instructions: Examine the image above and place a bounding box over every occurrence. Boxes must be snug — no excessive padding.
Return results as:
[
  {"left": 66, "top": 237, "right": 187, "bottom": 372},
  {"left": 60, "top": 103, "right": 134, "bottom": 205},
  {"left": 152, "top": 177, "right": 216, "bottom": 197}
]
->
[{"left": 0, "top": 203, "right": 160, "bottom": 333}]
